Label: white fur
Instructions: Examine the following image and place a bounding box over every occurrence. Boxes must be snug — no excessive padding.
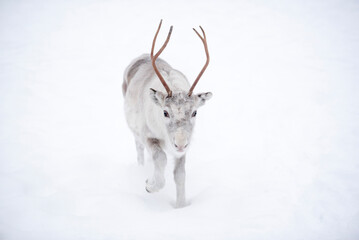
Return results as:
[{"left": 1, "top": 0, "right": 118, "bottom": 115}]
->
[{"left": 123, "top": 54, "right": 211, "bottom": 208}]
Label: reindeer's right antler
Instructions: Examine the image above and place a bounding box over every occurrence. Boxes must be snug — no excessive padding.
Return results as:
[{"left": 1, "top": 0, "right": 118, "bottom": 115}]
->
[{"left": 151, "top": 19, "right": 173, "bottom": 97}]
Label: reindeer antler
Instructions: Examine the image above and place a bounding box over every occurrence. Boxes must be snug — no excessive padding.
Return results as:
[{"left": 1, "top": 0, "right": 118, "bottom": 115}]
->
[
  {"left": 188, "top": 26, "right": 210, "bottom": 96},
  {"left": 151, "top": 19, "right": 173, "bottom": 97}
]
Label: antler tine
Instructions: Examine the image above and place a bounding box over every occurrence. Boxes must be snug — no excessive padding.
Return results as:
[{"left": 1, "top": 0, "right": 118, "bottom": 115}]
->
[
  {"left": 188, "top": 26, "right": 210, "bottom": 96},
  {"left": 151, "top": 19, "right": 173, "bottom": 97}
]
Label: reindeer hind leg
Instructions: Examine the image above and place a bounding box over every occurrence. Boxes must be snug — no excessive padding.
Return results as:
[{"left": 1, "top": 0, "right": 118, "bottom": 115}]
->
[{"left": 135, "top": 140, "right": 144, "bottom": 165}]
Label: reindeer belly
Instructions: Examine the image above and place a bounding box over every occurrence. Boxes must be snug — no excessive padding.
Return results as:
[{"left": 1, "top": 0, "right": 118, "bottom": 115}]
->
[{"left": 124, "top": 94, "right": 147, "bottom": 142}]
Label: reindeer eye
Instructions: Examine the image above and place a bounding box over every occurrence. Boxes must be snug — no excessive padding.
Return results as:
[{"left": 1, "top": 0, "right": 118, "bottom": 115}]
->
[
  {"left": 192, "top": 110, "right": 197, "bottom": 117},
  {"left": 163, "top": 110, "right": 169, "bottom": 118}
]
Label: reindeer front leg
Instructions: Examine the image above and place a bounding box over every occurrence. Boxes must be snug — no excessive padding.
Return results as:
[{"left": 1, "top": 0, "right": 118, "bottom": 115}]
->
[
  {"left": 174, "top": 155, "right": 186, "bottom": 208},
  {"left": 145, "top": 138, "right": 167, "bottom": 193}
]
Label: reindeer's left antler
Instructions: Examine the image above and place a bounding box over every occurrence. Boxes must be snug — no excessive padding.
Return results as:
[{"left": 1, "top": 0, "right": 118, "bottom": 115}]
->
[{"left": 188, "top": 26, "right": 210, "bottom": 96}]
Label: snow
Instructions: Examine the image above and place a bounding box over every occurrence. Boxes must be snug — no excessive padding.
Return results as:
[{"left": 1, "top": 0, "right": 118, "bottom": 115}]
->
[{"left": 1, "top": 0, "right": 359, "bottom": 239}]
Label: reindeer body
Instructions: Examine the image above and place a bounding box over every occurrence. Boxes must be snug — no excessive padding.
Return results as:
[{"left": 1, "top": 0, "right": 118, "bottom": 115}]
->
[
  {"left": 123, "top": 54, "right": 190, "bottom": 155},
  {"left": 122, "top": 21, "right": 212, "bottom": 208}
]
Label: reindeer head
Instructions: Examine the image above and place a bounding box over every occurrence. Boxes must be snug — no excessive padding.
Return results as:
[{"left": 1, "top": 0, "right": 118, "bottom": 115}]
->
[
  {"left": 150, "top": 89, "right": 212, "bottom": 153},
  {"left": 149, "top": 20, "right": 212, "bottom": 153}
]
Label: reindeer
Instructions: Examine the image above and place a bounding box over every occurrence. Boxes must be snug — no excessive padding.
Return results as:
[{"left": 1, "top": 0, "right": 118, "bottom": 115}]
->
[{"left": 122, "top": 20, "right": 212, "bottom": 208}]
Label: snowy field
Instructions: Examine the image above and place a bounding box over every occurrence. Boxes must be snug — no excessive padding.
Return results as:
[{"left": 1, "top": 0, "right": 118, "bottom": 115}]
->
[{"left": 1, "top": 0, "right": 359, "bottom": 239}]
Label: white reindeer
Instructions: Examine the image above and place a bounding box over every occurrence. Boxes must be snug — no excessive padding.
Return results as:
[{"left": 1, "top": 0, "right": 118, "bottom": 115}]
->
[{"left": 122, "top": 20, "right": 212, "bottom": 208}]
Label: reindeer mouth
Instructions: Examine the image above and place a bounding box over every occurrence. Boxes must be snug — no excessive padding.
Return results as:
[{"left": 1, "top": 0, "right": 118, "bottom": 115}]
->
[{"left": 174, "top": 143, "right": 188, "bottom": 152}]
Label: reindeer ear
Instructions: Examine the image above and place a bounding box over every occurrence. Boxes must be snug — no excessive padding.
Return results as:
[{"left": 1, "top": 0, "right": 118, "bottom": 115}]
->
[
  {"left": 196, "top": 92, "right": 212, "bottom": 107},
  {"left": 150, "top": 88, "right": 166, "bottom": 106}
]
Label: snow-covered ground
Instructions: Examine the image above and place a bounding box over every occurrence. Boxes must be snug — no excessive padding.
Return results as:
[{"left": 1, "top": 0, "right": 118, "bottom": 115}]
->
[{"left": 1, "top": 0, "right": 359, "bottom": 239}]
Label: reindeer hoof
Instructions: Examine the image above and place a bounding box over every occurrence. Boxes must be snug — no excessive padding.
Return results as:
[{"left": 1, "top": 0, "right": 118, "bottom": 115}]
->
[
  {"left": 175, "top": 201, "right": 187, "bottom": 208},
  {"left": 145, "top": 178, "right": 165, "bottom": 193},
  {"left": 145, "top": 184, "right": 157, "bottom": 193},
  {"left": 145, "top": 179, "right": 156, "bottom": 193}
]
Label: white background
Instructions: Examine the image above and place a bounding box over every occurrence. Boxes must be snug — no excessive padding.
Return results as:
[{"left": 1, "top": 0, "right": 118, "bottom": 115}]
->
[{"left": 1, "top": 0, "right": 359, "bottom": 239}]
